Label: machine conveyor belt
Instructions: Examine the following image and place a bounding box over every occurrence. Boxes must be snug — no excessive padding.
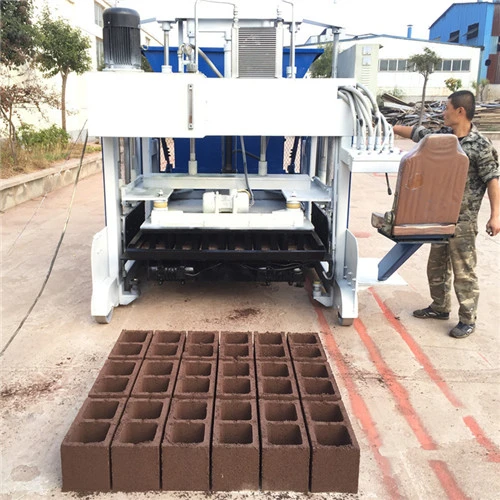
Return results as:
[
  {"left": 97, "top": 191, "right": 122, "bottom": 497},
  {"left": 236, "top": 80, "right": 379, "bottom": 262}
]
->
[{"left": 124, "top": 229, "right": 327, "bottom": 262}]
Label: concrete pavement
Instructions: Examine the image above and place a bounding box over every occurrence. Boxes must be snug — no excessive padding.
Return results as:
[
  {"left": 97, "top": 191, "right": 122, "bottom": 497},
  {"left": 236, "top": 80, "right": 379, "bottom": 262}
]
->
[{"left": 1, "top": 139, "right": 499, "bottom": 499}]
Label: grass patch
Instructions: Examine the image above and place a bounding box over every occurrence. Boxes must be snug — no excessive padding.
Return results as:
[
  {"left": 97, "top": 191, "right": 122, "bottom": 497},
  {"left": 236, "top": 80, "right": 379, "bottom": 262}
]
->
[{"left": 1, "top": 141, "right": 101, "bottom": 179}]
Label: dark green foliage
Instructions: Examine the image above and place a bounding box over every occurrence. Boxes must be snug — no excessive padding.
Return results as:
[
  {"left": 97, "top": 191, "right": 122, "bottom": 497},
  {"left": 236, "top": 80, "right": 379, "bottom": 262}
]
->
[
  {"left": 36, "top": 8, "right": 92, "bottom": 131},
  {"left": 17, "top": 124, "right": 70, "bottom": 151},
  {"left": 0, "top": 0, "right": 37, "bottom": 68},
  {"left": 309, "top": 44, "right": 332, "bottom": 78},
  {"left": 36, "top": 8, "right": 92, "bottom": 78}
]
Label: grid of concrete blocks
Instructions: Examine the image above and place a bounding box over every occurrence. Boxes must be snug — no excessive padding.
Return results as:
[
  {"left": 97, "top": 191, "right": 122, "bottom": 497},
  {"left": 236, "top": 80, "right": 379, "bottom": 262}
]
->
[{"left": 61, "top": 330, "right": 360, "bottom": 493}]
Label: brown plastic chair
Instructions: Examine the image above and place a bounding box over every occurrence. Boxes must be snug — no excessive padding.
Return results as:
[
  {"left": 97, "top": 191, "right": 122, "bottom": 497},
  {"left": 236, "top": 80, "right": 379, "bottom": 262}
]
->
[{"left": 371, "top": 134, "right": 469, "bottom": 279}]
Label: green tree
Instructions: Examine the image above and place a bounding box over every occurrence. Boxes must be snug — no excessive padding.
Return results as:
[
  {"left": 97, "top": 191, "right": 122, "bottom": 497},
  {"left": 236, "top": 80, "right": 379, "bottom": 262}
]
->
[
  {"left": 309, "top": 44, "right": 333, "bottom": 78},
  {"left": 0, "top": 0, "right": 37, "bottom": 68},
  {"left": 408, "top": 48, "right": 442, "bottom": 125},
  {"left": 444, "top": 78, "right": 462, "bottom": 92},
  {"left": 36, "top": 8, "right": 91, "bottom": 132}
]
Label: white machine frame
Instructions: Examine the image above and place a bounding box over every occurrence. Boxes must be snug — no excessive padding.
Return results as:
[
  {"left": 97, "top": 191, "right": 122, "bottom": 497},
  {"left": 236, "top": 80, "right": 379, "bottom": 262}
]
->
[{"left": 89, "top": 4, "right": 403, "bottom": 324}]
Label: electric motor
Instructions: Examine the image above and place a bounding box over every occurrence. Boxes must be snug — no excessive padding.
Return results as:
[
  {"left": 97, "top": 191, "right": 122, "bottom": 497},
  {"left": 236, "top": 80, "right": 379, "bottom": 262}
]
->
[{"left": 103, "top": 7, "right": 141, "bottom": 70}]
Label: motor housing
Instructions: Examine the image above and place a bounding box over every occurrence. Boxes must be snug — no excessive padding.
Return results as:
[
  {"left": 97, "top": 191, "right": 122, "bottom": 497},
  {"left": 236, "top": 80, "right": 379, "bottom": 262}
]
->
[{"left": 103, "top": 7, "right": 141, "bottom": 70}]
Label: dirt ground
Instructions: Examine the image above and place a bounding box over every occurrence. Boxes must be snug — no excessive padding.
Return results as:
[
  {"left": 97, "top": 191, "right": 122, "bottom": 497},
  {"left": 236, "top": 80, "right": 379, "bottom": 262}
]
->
[{"left": 1, "top": 138, "right": 499, "bottom": 499}]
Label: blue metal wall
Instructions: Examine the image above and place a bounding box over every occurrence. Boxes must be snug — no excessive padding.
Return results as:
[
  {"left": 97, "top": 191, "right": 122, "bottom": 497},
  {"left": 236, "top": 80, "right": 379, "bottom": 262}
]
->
[
  {"left": 143, "top": 46, "right": 322, "bottom": 174},
  {"left": 429, "top": 2, "right": 494, "bottom": 80}
]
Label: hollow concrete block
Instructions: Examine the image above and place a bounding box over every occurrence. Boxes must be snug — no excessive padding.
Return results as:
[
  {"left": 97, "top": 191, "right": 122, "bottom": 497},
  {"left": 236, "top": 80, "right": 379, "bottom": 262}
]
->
[
  {"left": 61, "top": 419, "right": 118, "bottom": 492},
  {"left": 220, "top": 331, "right": 253, "bottom": 359},
  {"left": 293, "top": 360, "right": 342, "bottom": 401},
  {"left": 162, "top": 397, "right": 213, "bottom": 491},
  {"left": 217, "top": 360, "right": 256, "bottom": 400},
  {"left": 212, "top": 419, "right": 259, "bottom": 491},
  {"left": 308, "top": 421, "right": 360, "bottom": 493}
]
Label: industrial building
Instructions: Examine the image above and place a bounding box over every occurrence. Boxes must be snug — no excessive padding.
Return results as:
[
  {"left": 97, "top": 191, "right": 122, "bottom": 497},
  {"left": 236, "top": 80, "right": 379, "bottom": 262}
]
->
[{"left": 430, "top": 0, "right": 500, "bottom": 83}]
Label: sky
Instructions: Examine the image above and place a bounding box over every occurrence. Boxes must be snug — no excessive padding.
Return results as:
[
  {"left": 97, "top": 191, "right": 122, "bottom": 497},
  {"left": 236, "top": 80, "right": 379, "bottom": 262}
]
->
[{"left": 120, "top": 0, "right": 487, "bottom": 42}]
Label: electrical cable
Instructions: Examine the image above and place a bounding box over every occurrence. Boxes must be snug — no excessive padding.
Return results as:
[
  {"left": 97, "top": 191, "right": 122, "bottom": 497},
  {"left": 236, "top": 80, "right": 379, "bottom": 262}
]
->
[
  {"left": 0, "top": 131, "right": 89, "bottom": 357},
  {"left": 6, "top": 121, "right": 89, "bottom": 255},
  {"left": 240, "top": 136, "right": 254, "bottom": 206}
]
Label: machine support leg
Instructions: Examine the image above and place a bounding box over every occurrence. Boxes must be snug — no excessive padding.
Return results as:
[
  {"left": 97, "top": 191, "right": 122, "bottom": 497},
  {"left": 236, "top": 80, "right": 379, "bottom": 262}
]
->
[{"left": 378, "top": 242, "right": 423, "bottom": 281}]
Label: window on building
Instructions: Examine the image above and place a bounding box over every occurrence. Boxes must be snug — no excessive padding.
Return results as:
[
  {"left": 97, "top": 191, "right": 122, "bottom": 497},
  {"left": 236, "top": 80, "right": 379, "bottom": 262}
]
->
[
  {"left": 96, "top": 37, "right": 104, "bottom": 69},
  {"left": 388, "top": 59, "right": 397, "bottom": 71},
  {"left": 443, "top": 59, "right": 452, "bottom": 71},
  {"left": 379, "top": 59, "right": 388, "bottom": 71},
  {"left": 94, "top": 2, "right": 104, "bottom": 27},
  {"left": 466, "top": 23, "right": 479, "bottom": 40},
  {"left": 397, "top": 59, "right": 407, "bottom": 71},
  {"left": 452, "top": 59, "right": 461, "bottom": 71},
  {"left": 449, "top": 30, "right": 460, "bottom": 43},
  {"left": 460, "top": 59, "right": 470, "bottom": 71}
]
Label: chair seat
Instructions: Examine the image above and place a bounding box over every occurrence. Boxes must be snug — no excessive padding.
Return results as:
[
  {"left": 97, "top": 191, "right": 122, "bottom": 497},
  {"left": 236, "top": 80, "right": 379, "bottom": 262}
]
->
[{"left": 392, "top": 223, "right": 456, "bottom": 237}]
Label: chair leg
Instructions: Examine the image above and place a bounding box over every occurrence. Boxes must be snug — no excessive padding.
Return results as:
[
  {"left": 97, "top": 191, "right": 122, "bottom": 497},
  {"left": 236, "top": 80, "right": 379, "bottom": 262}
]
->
[{"left": 378, "top": 242, "right": 423, "bottom": 281}]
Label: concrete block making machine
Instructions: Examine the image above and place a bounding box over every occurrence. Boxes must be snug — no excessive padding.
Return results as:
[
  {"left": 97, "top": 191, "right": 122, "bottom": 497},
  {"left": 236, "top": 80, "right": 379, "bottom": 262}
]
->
[{"left": 87, "top": 1, "right": 404, "bottom": 324}]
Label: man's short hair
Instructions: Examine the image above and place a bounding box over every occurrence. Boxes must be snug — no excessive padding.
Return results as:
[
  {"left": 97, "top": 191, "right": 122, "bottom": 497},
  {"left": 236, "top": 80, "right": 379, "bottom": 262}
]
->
[{"left": 448, "top": 90, "right": 475, "bottom": 121}]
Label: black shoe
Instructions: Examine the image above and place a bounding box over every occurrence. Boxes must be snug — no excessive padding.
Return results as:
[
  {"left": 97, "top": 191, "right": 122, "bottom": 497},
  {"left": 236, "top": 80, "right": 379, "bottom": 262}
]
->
[
  {"left": 413, "top": 306, "right": 450, "bottom": 320},
  {"left": 449, "top": 322, "right": 475, "bottom": 339}
]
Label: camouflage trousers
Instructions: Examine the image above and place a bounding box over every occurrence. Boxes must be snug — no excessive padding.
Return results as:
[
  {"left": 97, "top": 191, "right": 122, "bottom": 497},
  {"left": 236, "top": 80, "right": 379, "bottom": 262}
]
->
[{"left": 427, "top": 221, "right": 479, "bottom": 324}]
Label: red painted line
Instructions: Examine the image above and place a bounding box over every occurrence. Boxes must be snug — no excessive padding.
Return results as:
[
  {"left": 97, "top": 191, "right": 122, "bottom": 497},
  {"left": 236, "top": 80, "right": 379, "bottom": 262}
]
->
[
  {"left": 369, "top": 288, "right": 463, "bottom": 408},
  {"left": 463, "top": 416, "right": 500, "bottom": 463},
  {"left": 310, "top": 297, "right": 404, "bottom": 499},
  {"left": 354, "top": 317, "right": 437, "bottom": 450},
  {"left": 429, "top": 460, "right": 471, "bottom": 500},
  {"left": 476, "top": 352, "right": 493, "bottom": 368}
]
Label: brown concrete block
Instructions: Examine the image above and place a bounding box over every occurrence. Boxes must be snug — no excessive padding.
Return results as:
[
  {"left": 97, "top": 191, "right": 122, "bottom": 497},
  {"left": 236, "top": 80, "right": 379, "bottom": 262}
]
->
[
  {"left": 162, "top": 397, "right": 213, "bottom": 491},
  {"left": 108, "top": 342, "right": 150, "bottom": 360},
  {"left": 257, "top": 375, "right": 299, "bottom": 401},
  {"left": 151, "top": 330, "right": 186, "bottom": 347},
  {"left": 308, "top": 423, "right": 360, "bottom": 493},
  {"left": 255, "top": 332, "right": 290, "bottom": 360},
  {"left": 108, "top": 330, "right": 152, "bottom": 360},
  {"left": 212, "top": 421, "right": 259, "bottom": 491},
  {"left": 111, "top": 420, "right": 164, "bottom": 491},
  {"left": 61, "top": 420, "right": 117, "bottom": 492},
  {"left": 217, "top": 360, "right": 256, "bottom": 399},
  {"left": 288, "top": 344, "right": 327, "bottom": 362},
  {"left": 302, "top": 400, "right": 345, "bottom": 424},
  {"left": 287, "top": 332, "right": 321, "bottom": 346},
  {"left": 131, "top": 373, "right": 174, "bottom": 399},
  {"left": 173, "top": 375, "right": 215, "bottom": 399},
  {"left": 261, "top": 400, "right": 302, "bottom": 423},
  {"left": 88, "top": 376, "right": 136, "bottom": 399},
  {"left": 77, "top": 397, "right": 127, "bottom": 423},
  {"left": 260, "top": 422, "right": 310, "bottom": 492},
  {"left": 121, "top": 398, "right": 171, "bottom": 422},
  {"left": 215, "top": 399, "right": 256, "bottom": 422},
  {"left": 89, "top": 359, "right": 142, "bottom": 401},
  {"left": 220, "top": 331, "right": 253, "bottom": 359},
  {"left": 116, "top": 329, "right": 153, "bottom": 344},
  {"left": 183, "top": 331, "right": 218, "bottom": 359},
  {"left": 255, "top": 359, "right": 294, "bottom": 378},
  {"left": 293, "top": 360, "right": 342, "bottom": 401},
  {"left": 178, "top": 359, "right": 215, "bottom": 378},
  {"left": 146, "top": 331, "right": 185, "bottom": 359}
]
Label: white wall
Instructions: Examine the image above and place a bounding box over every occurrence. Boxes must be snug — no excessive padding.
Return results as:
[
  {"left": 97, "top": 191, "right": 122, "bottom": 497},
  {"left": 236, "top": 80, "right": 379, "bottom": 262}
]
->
[{"left": 339, "top": 37, "right": 481, "bottom": 103}]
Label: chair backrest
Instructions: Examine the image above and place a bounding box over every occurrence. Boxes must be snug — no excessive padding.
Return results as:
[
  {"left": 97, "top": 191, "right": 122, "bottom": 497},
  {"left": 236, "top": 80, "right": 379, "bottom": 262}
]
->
[{"left": 391, "top": 134, "right": 469, "bottom": 237}]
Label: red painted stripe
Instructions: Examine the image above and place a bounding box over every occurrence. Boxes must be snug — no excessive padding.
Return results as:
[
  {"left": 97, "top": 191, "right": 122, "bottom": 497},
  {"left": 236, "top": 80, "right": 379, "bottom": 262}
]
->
[
  {"left": 369, "top": 288, "right": 463, "bottom": 408},
  {"left": 463, "top": 416, "right": 500, "bottom": 463},
  {"left": 429, "top": 460, "right": 471, "bottom": 500},
  {"left": 311, "top": 299, "right": 404, "bottom": 499},
  {"left": 353, "top": 317, "right": 437, "bottom": 450}
]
